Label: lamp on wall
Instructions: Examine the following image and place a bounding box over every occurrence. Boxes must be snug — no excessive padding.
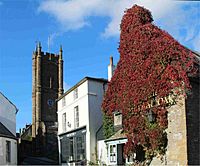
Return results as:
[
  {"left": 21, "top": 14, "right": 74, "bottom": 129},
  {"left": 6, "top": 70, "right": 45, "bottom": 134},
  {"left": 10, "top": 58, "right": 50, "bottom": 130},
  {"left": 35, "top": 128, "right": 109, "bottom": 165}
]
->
[
  {"left": 147, "top": 109, "right": 156, "bottom": 123},
  {"left": 67, "top": 122, "right": 71, "bottom": 127}
]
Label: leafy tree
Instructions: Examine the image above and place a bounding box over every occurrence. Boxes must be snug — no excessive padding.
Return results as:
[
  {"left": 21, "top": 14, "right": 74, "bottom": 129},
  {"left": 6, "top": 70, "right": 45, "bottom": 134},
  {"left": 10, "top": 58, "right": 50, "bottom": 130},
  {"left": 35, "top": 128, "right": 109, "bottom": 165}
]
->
[
  {"left": 102, "top": 5, "right": 197, "bottom": 163},
  {"left": 102, "top": 113, "right": 114, "bottom": 139}
]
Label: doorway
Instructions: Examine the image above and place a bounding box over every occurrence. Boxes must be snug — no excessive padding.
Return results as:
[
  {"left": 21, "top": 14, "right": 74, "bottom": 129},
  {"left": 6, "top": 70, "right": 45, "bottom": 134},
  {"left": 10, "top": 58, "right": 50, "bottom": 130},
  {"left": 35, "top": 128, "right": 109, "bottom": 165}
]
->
[{"left": 117, "top": 144, "right": 125, "bottom": 165}]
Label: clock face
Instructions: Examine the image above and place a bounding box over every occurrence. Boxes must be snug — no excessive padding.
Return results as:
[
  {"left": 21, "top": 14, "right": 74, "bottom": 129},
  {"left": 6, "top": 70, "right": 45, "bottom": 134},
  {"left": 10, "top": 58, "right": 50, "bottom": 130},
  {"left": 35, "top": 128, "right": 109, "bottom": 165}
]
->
[{"left": 47, "top": 99, "right": 54, "bottom": 107}]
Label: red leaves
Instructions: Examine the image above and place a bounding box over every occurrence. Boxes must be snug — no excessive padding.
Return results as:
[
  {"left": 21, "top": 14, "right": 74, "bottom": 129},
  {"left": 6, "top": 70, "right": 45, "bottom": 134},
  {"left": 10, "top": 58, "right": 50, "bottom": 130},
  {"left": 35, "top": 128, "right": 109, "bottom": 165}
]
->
[
  {"left": 120, "top": 5, "right": 153, "bottom": 34},
  {"left": 102, "top": 5, "right": 197, "bottom": 159}
]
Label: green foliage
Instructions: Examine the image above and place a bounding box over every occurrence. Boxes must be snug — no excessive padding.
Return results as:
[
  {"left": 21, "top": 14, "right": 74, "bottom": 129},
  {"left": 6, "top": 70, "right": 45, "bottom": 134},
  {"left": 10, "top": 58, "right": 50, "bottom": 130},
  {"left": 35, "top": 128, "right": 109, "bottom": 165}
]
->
[
  {"left": 102, "top": 112, "right": 114, "bottom": 139},
  {"left": 22, "top": 134, "right": 32, "bottom": 141},
  {"left": 88, "top": 161, "right": 96, "bottom": 165}
]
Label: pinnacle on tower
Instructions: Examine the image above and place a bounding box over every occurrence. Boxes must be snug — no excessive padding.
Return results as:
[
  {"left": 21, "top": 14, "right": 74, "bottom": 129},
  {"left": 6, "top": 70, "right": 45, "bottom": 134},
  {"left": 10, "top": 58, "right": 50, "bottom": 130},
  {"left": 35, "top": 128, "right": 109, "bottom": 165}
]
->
[
  {"left": 60, "top": 45, "right": 62, "bottom": 52},
  {"left": 59, "top": 45, "right": 63, "bottom": 59},
  {"left": 37, "top": 42, "right": 42, "bottom": 53}
]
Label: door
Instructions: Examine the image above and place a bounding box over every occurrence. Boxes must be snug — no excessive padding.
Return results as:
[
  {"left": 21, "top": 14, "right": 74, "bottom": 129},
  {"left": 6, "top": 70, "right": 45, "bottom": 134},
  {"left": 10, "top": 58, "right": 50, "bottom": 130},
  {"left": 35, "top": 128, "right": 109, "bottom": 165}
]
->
[{"left": 117, "top": 144, "right": 125, "bottom": 165}]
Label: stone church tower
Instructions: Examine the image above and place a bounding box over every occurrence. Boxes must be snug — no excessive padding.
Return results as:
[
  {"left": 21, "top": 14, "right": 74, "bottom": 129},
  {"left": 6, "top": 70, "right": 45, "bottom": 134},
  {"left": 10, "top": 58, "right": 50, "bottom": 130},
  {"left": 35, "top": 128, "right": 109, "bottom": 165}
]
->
[{"left": 32, "top": 42, "right": 63, "bottom": 160}]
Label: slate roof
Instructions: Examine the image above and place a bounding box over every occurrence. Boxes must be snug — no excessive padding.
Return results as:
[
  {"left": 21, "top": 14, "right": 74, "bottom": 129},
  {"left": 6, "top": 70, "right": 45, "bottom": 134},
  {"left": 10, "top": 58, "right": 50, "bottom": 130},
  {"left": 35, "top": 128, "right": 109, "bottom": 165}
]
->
[
  {"left": 0, "top": 92, "right": 19, "bottom": 114},
  {"left": 0, "top": 122, "right": 16, "bottom": 139},
  {"left": 105, "top": 129, "right": 127, "bottom": 142}
]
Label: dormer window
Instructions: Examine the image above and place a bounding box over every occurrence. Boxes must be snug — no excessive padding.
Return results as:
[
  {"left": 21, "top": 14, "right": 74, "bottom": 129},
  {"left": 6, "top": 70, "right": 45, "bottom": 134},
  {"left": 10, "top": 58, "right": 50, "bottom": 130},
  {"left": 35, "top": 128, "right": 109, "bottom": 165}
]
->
[{"left": 74, "top": 88, "right": 78, "bottom": 100}]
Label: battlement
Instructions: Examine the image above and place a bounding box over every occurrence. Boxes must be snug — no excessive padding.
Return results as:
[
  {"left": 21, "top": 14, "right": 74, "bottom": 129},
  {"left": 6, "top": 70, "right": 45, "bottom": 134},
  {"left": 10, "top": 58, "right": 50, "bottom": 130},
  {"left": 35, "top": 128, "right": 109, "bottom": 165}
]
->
[
  {"left": 33, "top": 42, "right": 63, "bottom": 61},
  {"left": 42, "top": 52, "right": 60, "bottom": 61},
  {"left": 33, "top": 52, "right": 62, "bottom": 62}
]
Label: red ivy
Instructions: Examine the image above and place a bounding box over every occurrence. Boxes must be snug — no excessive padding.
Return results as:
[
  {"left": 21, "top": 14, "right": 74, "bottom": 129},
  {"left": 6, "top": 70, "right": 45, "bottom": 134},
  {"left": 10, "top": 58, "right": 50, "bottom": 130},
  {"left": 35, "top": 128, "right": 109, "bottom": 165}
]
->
[{"left": 102, "top": 5, "right": 196, "bottom": 160}]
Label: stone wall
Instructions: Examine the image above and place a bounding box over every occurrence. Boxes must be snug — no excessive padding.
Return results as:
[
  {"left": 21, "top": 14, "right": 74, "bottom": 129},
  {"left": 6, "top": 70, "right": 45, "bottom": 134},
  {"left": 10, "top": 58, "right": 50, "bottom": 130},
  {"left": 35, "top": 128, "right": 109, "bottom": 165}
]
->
[
  {"left": 151, "top": 96, "right": 188, "bottom": 165},
  {"left": 166, "top": 96, "right": 188, "bottom": 165},
  {"left": 151, "top": 77, "right": 199, "bottom": 165}
]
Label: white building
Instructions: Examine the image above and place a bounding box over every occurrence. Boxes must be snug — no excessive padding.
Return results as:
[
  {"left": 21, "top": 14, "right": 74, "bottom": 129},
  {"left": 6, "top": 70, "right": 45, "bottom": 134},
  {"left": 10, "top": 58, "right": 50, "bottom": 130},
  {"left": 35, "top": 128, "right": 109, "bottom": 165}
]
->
[
  {"left": 97, "top": 112, "right": 135, "bottom": 166},
  {"left": 0, "top": 92, "right": 18, "bottom": 165},
  {"left": 57, "top": 77, "right": 107, "bottom": 165}
]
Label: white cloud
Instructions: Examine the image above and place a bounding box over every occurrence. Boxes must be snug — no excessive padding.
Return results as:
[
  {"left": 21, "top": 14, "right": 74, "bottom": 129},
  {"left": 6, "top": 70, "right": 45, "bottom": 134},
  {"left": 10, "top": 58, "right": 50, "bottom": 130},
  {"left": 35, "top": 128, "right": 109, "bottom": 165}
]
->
[
  {"left": 38, "top": 0, "right": 200, "bottom": 50},
  {"left": 154, "top": 2, "right": 200, "bottom": 52},
  {"left": 38, "top": 0, "right": 133, "bottom": 37},
  {"left": 38, "top": 0, "right": 178, "bottom": 37}
]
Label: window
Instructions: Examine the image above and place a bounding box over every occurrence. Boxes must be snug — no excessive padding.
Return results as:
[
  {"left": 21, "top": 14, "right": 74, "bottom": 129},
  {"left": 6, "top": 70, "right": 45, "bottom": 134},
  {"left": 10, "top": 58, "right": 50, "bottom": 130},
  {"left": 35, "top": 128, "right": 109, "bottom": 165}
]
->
[
  {"left": 74, "top": 88, "right": 78, "bottom": 100},
  {"left": 76, "top": 135, "right": 86, "bottom": 160},
  {"left": 62, "top": 97, "right": 66, "bottom": 107},
  {"left": 61, "top": 137, "right": 68, "bottom": 163},
  {"left": 74, "top": 106, "right": 79, "bottom": 128},
  {"left": 6, "top": 141, "right": 11, "bottom": 163},
  {"left": 110, "top": 145, "right": 116, "bottom": 162},
  {"left": 49, "top": 77, "right": 53, "bottom": 88},
  {"left": 61, "top": 137, "right": 72, "bottom": 163},
  {"left": 69, "top": 137, "right": 74, "bottom": 161},
  {"left": 62, "top": 113, "right": 66, "bottom": 132},
  {"left": 60, "top": 133, "right": 86, "bottom": 163}
]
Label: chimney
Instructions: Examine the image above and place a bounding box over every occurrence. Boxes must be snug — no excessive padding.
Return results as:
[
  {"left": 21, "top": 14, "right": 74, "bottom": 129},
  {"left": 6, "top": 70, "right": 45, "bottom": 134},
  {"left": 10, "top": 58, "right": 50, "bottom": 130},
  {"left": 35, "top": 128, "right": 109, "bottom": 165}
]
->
[
  {"left": 108, "top": 56, "right": 115, "bottom": 81},
  {"left": 113, "top": 111, "right": 122, "bottom": 132}
]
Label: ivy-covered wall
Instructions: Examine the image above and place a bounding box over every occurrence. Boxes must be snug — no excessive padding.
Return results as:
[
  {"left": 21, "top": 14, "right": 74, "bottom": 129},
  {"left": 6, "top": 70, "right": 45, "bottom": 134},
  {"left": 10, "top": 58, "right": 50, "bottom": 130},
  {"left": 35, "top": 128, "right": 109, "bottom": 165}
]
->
[{"left": 101, "top": 4, "right": 198, "bottom": 165}]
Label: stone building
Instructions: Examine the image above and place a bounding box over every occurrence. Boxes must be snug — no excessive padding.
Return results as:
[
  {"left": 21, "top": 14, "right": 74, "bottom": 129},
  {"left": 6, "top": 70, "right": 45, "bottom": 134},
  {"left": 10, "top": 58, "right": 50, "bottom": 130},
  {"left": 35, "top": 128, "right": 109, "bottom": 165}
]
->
[
  {"left": 97, "top": 52, "right": 200, "bottom": 165},
  {"left": 31, "top": 42, "right": 64, "bottom": 161}
]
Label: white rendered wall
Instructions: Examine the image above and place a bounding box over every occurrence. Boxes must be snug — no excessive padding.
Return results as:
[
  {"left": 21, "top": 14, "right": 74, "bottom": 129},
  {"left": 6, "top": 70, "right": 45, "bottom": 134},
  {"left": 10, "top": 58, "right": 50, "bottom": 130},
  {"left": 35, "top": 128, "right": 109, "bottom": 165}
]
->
[
  {"left": 97, "top": 140, "right": 108, "bottom": 165},
  {"left": 88, "top": 80, "right": 105, "bottom": 162},
  {"left": 0, "top": 93, "right": 17, "bottom": 135},
  {"left": 0, "top": 137, "right": 17, "bottom": 165},
  {"left": 57, "top": 80, "right": 90, "bottom": 163},
  {"left": 57, "top": 81, "right": 89, "bottom": 135},
  {"left": 57, "top": 79, "right": 106, "bottom": 163}
]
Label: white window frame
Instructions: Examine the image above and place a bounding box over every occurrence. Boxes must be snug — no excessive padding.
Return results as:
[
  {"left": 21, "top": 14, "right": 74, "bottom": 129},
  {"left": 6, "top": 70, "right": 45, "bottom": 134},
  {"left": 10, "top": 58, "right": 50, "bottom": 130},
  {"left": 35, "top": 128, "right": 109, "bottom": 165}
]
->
[
  {"left": 109, "top": 144, "right": 116, "bottom": 163},
  {"left": 74, "top": 106, "right": 79, "bottom": 128},
  {"left": 107, "top": 139, "right": 127, "bottom": 165},
  {"left": 62, "top": 113, "right": 66, "bottom": 132},
  {"left": 74, "top": 88, "right": 78, "bottom": 100}
]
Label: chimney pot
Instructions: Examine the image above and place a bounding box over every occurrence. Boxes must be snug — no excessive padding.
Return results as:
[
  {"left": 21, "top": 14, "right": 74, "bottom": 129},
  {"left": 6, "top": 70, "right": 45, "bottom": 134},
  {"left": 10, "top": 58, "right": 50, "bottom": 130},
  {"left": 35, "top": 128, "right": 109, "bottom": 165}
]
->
[{"left": 110, "top": 56, "right": 113, "bottom": 65}]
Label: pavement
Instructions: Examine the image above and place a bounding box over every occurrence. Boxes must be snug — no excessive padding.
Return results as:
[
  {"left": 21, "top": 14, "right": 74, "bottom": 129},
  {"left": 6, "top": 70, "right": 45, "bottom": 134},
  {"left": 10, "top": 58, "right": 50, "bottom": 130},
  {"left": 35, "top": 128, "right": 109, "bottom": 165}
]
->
[{"left": 20, "top": 156, "right": 58, "bottom": 165}]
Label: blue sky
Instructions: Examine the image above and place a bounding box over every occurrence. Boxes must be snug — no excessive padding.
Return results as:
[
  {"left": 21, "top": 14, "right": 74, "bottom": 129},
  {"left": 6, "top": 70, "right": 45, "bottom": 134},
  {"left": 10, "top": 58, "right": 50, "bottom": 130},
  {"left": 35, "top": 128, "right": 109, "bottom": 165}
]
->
[{"left": 0, "top": 0, "right": 199, "bottom": 132}]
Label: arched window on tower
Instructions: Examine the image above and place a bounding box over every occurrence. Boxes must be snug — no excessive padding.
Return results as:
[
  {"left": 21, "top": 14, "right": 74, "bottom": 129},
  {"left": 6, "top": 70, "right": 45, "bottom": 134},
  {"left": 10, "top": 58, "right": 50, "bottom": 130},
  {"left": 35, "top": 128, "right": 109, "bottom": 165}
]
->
[{"left": 50, "top": 77, "right": 53, "bottom": 88}]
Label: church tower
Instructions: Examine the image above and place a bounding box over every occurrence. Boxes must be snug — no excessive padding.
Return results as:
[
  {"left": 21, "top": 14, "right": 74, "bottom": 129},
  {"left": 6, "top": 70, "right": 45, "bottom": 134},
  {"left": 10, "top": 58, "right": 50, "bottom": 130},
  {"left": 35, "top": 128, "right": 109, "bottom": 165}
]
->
[{"left": 32, "top": 42, "right": 63, "bottom": 160}]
